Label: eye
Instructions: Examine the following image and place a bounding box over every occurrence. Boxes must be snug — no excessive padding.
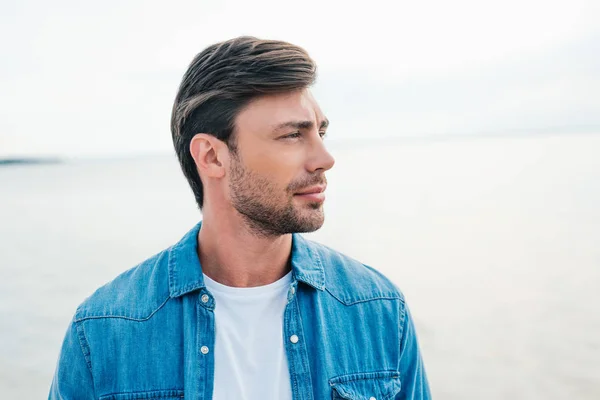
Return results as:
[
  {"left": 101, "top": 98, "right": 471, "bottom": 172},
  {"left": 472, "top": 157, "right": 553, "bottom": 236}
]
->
[
  {"left": 283, "top": 132, "right": 301, "bottom": 139},
  {"left": 319, "top": 131, "right": 327, "bottom": 139}
]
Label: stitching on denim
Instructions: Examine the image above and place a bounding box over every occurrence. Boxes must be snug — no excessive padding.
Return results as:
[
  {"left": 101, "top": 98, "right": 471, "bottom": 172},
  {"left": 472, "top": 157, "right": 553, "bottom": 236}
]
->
[
  {"left": 330, "top": 370, "right": 402, "bottom": 400},
  {"left": 289, "top": 300, "right": 301, "bottom": 399},
  {"left": 398, "top": 297, "right": 407, "bottom": 356},
  {"left": 98, "top": 388, "right": 184, "bottom": 399},
  {"left": 75, "top": 296, "right": 171, "bottom": 322},
  {"left": 75, "top": 320, "right": 93, "bottom": 372},
  {"left": 307, "top": 243, "right": 326, "bottom": 288},
  {"left": 294, "top": 252, "right": 325, "bottom": 291},
  {"left": 329, "top": 370, "right": 400, "bottom": 384},
  {"left": 175, "top": 282, "right": 204, "bottom": 295},
  {"left": 167, "top": 245, "right": 177, "bottom": 296},
  {"left": 325, "top": 288, "right": 402, "bottom": 306},
  {"left": 294, "top": 293, "right": 315, "bottom": 398},
  {"left": 297, "top": 276, "right": 320, "bottom": 291},
  {"left": 196, "top": 301, "right": 202, "bottom": 397},
  {"left": 75, "top": 319, "right": 97, "bottom": 397},
  {"left": 168, "top": 244, "right": 206, "bottom": 297}
]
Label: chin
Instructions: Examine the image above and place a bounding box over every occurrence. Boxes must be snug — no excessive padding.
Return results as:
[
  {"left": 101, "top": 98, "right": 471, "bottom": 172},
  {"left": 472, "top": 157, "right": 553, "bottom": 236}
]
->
[
  {"left": 294, "top": 223, "right": 324, "bottom": 234},
  {"left": 295, "top": 214, "right": 325, "bottom": 233}
]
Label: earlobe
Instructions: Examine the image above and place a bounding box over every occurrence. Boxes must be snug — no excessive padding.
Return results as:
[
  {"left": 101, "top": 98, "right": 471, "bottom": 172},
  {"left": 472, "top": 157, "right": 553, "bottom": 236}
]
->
[{"left": 190, "top": 134, "right": 226, "bottom": 178}]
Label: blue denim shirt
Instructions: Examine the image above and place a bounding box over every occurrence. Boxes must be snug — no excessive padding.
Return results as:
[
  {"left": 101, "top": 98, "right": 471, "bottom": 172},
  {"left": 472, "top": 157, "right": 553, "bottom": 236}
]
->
[{"left": 50, "top": 222, "right": 430, "bottom": 399}]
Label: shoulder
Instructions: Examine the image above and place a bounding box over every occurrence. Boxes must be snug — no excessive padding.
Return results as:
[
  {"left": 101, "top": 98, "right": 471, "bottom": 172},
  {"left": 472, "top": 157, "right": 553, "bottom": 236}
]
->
[
  {"left": 74, "top": 249, "right": 172, "bottom": 322},
  {"left": 307, "top": 239, "right": 405, "bottom": 305}
]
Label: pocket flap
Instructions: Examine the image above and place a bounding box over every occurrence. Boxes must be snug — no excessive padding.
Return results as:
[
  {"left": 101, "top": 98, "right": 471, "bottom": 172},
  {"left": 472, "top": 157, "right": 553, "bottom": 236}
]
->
[
  {"left": 329, "top": 371, "right": 401, "bottom": 400},
  {"left": 99, "top": 389, "right": 184, "bottom": 400}
]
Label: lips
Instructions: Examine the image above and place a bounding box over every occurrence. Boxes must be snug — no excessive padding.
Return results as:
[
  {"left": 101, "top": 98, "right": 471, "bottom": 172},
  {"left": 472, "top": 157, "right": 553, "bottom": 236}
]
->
[
  {"left": 294, "top": 184, "right": 327, "bottom": 203},
  {"left": 295, "top": 185, "right": 326, "bottom": 195}
]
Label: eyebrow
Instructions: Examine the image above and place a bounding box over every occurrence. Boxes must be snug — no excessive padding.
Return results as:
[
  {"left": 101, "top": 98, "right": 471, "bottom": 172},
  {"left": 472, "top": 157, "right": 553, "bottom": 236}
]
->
[{"left": 273, "top": 118, "right": 329, "bottom": 131}]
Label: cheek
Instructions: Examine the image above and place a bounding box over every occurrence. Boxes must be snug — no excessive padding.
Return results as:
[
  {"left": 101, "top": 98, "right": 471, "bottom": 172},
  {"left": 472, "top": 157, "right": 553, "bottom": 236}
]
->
[{"left": 251, "top": 148, "right": 303, "bottom": 186}]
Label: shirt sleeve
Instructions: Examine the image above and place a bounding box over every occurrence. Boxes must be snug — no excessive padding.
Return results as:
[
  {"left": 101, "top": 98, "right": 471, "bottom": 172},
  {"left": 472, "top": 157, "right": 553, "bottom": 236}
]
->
[
  {"left": 49, "top": 317, "right": 96, "bottom": 400},
  {"left": 396, "top": 300, "right": 432, "bottom": 399}
]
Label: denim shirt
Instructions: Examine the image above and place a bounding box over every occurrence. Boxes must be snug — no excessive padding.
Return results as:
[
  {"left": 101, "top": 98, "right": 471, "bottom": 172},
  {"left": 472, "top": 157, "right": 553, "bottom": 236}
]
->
[{"left": 50, "top": 222, "right": 431, "bottom": 400}]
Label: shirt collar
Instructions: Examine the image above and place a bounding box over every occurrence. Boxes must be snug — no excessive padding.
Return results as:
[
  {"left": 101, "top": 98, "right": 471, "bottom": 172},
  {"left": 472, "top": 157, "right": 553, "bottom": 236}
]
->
[{"left": 167, "top": 221, "right": 326, "bottom": 298}]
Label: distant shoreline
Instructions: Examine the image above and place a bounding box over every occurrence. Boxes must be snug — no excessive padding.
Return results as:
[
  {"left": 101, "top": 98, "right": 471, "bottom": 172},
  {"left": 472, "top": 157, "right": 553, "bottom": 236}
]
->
[
  {"left": 0, "top": 157, "right": 63, "bottom": 166},
  {"left": 1, "top": 130, "right": 598, "bottom": 163}
]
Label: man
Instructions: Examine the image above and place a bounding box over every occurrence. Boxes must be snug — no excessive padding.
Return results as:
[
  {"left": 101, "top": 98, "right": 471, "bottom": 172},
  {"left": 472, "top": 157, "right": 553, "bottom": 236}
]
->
[{"left": 50, "top": 36, "right": 431, "bottom": 399}]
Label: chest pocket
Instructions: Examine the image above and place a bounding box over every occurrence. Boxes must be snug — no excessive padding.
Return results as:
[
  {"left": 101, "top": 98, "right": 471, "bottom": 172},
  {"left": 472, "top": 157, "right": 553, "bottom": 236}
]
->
[{"left": 329, "top": 371, "right": 401, "bottom": 400}]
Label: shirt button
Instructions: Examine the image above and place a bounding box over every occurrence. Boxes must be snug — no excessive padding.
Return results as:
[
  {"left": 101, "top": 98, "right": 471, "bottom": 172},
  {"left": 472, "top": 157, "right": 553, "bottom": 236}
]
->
[
  {"left": 290, "top": 335, "right": 299, "bottom": 344},
  {"left": 200, "top": 346, "right": 209, "bottom": 355},
  {"left": 290, "top": 287, "right": 295, "bottom": 295},
  {"left": 369, "top": 397, "right": 377, "bottom": 400},
  {"left": 201, "top": 294, "right": 209, "bottom": 303}
]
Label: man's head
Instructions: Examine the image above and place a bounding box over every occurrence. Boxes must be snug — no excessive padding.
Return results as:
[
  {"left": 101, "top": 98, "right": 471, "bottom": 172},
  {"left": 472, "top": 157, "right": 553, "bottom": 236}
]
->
[{"left": 171, "top": 37, "right": 335, "bottom": 236}]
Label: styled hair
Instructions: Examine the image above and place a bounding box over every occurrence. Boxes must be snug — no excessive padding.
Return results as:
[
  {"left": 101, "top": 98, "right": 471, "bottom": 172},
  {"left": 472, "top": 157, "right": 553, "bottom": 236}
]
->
[{"left": 171, "top": 36, "right": 317, "bottom": 209}]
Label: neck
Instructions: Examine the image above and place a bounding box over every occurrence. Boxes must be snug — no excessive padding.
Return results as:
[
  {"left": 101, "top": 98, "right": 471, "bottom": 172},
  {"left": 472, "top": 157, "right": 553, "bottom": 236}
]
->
[{"left": 197, "top": 211, "right": 293, "bottom": 288}]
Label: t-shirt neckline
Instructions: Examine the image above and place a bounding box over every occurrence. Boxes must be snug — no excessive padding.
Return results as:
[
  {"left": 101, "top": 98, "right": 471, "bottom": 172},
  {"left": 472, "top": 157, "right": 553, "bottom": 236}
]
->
[{"left": 203, "top": 270, "right": 293, "bottom": 296}]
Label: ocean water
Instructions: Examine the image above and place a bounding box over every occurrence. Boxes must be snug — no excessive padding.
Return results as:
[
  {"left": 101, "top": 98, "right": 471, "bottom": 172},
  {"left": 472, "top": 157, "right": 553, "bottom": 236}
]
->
[{"left": 1, "top": 133, "right": 599, "bottom": 399}]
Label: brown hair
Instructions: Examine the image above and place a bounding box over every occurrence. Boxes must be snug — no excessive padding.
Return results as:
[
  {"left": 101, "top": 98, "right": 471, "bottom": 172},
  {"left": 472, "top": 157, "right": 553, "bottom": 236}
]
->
[{"left": 171, "top": 36, "right": 317, "bottom": 210}]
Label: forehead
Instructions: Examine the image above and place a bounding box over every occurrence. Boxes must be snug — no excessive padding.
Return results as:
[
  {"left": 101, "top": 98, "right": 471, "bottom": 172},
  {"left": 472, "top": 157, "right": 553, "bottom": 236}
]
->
[{"left": 235, "top": 89, "right": 326, "bottom": 133}]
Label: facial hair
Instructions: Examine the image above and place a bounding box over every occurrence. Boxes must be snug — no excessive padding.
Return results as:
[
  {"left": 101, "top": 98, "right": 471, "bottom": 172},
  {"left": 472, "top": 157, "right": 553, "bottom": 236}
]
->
[{"left": 228, "top": 153, "right": 326, "bottom": 237}]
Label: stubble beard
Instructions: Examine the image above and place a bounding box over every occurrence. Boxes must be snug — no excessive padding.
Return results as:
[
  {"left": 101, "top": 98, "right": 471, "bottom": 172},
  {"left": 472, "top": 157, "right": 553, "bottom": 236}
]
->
[{"left": 228, "top": 154, "right": 326, "bottom": 238}]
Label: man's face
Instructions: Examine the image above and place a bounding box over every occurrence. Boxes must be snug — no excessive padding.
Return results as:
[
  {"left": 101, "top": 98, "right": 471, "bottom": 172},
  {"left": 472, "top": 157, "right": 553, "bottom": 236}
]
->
[{"left": 227, "top": 88, "right": 335, "bottom": 236}]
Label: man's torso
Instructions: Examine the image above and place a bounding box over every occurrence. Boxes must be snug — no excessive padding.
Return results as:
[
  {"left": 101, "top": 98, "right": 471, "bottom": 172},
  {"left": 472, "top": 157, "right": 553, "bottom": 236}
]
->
[{"left": 60, "top": 223, "right": 412, "bottom": 400}]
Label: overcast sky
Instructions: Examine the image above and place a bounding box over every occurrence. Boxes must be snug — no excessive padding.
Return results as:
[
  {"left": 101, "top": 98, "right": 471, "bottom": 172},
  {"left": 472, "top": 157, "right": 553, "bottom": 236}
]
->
[{"left": 1, "top": 0, "right": 599, "bottom": 157}]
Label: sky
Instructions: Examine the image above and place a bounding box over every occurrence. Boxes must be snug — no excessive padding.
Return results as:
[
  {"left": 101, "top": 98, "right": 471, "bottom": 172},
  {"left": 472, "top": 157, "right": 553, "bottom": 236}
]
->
[{"left": 1, "top": 0, "right": 599, "bottom": 157}]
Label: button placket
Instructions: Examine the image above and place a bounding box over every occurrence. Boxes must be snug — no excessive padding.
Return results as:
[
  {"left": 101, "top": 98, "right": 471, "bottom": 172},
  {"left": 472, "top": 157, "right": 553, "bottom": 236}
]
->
[
  {"left": 287, "top": 282, "right": 298, "bottom": 303},
  {"left": 198, "top": 290, "right": 215, "bottom": 310},
  {"left": 283, "top": 284, "right": 314, "bottom": 400},
  {"left": 194, "top": 289, "right": 216, "bottom": 400}
]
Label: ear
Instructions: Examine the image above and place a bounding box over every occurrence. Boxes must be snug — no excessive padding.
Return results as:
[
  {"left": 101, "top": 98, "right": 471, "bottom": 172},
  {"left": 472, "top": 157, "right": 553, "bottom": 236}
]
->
[{"left": 189, "top": 134, "right": 228, "bottom": 179}]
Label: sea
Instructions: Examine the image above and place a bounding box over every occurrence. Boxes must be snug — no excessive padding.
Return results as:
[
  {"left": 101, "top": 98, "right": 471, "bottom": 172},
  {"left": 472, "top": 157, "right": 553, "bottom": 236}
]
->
[{"left": 1, "top": 133, "right": 599, "bottom": 399}]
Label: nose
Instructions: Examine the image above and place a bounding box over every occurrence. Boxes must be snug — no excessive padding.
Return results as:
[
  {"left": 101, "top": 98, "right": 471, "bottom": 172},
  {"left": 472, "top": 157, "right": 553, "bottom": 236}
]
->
[{"left": 306, "top": 135, "right": 335, "bottom": 173}]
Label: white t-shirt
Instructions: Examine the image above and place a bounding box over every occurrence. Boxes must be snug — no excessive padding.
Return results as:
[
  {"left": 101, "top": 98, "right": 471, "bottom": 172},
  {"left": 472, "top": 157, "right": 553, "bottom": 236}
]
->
[{"left": 203, "top": 271, "right": 293, "bottom": 400}]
